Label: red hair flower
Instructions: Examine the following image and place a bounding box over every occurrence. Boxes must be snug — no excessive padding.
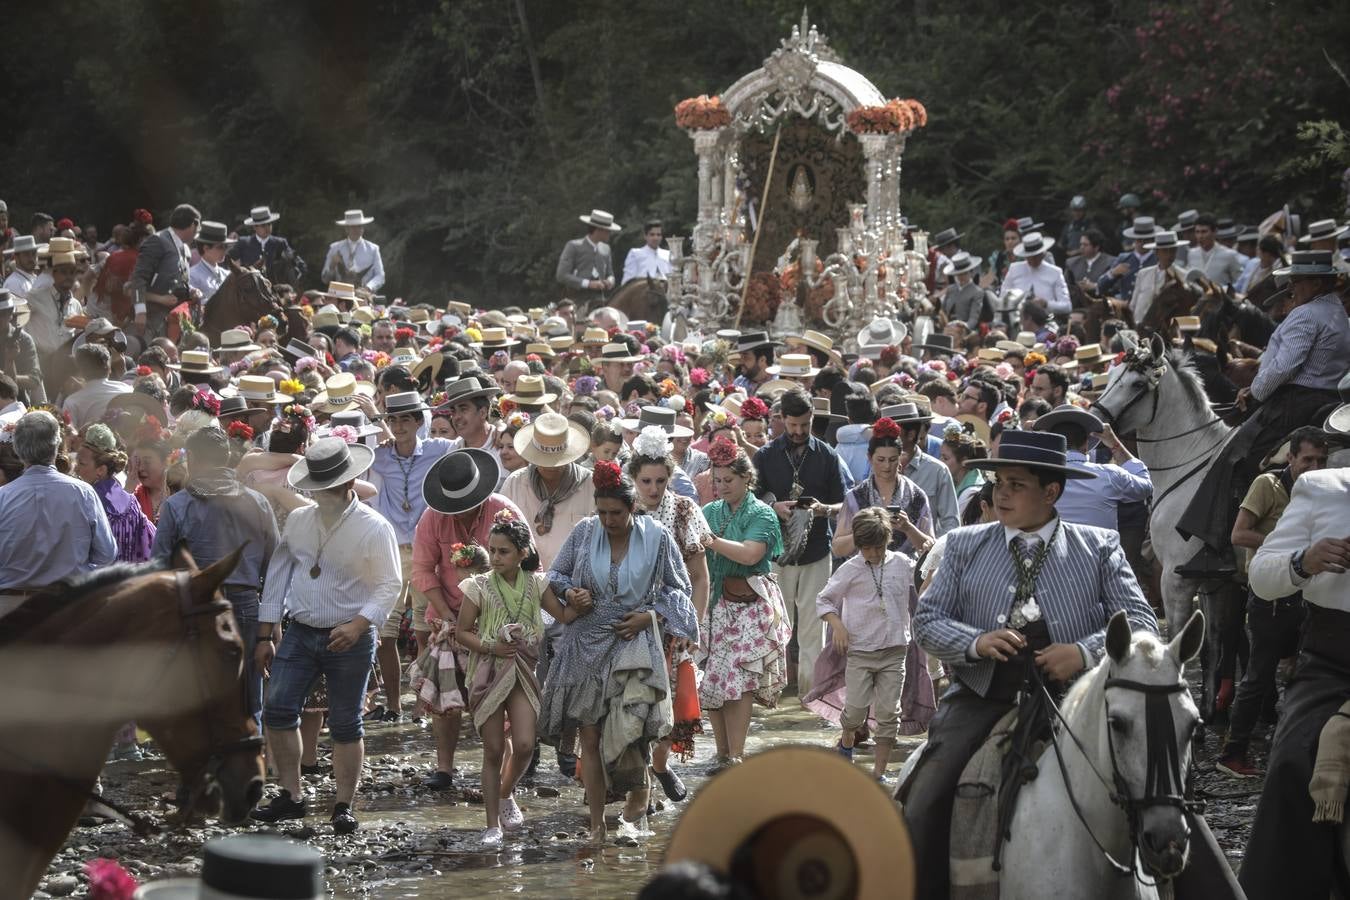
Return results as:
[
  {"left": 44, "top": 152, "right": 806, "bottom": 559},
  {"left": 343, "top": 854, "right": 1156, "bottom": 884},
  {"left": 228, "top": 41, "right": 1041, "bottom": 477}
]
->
[
  {"left": 132, "top": 208, "right": 154, "bottom": 224},
  {"left": 740, "top": 396, "right": 770, "bottom": 421},
  {"left": 945, "top": 370, "right": 959, "bottom": 382},
  {"left": 226, "top": 421, "right": 254, "bottom": 442},
  {"left": 136, "top": 365, "right": 152, "bottom": 376},
  {"left": 707, "top": 435, "right": 740, "bottom": 468},
  {"left": 56, "top": 217, "right": 75, "bottom": 231},
  {"left": 872, "top": 417, "right": 902, "bottom": 441},
  {"left": 593, "top": 459, "right": 624, "bottom": 489},
  {"left": 395, "top": 327, "right": 416, "bottom": 342},
  {"left": 86, "top": 858, "right": 138, "bottom": 900}
]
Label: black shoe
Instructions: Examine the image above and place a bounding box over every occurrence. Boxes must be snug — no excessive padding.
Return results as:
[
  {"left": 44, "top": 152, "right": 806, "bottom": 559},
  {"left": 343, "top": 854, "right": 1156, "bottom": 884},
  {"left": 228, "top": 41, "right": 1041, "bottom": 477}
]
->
[
  {"left": 331, "top": 802, "right": 359, "bottom": 835},
  {"left": 300, "top": 763, "right": 332, "bottom": 776},
  {"left": 425, "top": 770, "right": 454, "bottom": 791},
  {"left": 363, "top": 705, "right": 387, "bottom": 723},
  {"left": 557, "top": 751, "right": 577, "bottom": 779},
  {"left": 251, "top": 789, "right": 306, "bottom": 823},
  {"left": 381, "top": 709, "right": 406, "bottom": 724},
  {"left": 1175, "top": 546, "right": 1237, "bottom": 580},
  {"left": 652, "top": 767, "right": 687, "bottom": 802}
]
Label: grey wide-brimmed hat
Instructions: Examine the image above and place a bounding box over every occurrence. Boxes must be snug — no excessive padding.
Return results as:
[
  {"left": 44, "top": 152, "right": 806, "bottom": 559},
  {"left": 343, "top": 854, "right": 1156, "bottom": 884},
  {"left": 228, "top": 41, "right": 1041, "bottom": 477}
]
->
[
  {"left": 1144, "top": 230, "right": 1189, "bottom": 251},
  {"left": 967, "top": 430, "right": 1097, "bottom": 479},
  {"left": 942, "top": 250, "right": 980, "bottom": 276},
  {"left": 1122, "top": 216, "right": 1158, "bottom": 240},
  {"left": 423, "top": 448, "right": 501, "bottom": 515},
  {"left": 618, "top": 405, "right": 694, "bottom": 438},
  {"left": 1272, "top": 250, "right": 1338, "bottom": 278},
  {"left": 1013, "top": 232, "right": 1055, "bottom": 258},
  {"left": 579, "top": 209, "right": 622, "bottom": 232},
  {"left": 287, "top": 436, "right": 374, "bottom": 491},
  {"left": 242, "top": 205, "right": 282, "bottom": 227},
  {"left": 1298, "top": 218, "right": 1349, "bottom": 245}
]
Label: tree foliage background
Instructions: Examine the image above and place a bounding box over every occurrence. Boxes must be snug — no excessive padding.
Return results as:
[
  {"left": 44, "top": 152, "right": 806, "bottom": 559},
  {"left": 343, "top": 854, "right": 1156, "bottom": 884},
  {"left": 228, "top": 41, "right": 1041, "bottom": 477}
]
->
[{"left": 2, "top": 0, "right": 1346, "bottom": 303}]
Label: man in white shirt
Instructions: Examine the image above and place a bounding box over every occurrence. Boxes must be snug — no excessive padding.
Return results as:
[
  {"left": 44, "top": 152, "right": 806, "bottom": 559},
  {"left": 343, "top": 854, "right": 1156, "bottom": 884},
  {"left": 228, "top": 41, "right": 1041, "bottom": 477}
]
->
[
  {"left": 253, "top": 438, "right": 401, "bottom": 835},
  {"left": 1187, "top": 213, "right": 1244, "bottom": 286},
  {"left": 621, "top": 219, "right": 672, "bottom": 284},
  {"left": 999, "top": 232, "right": 1071, "bottom": 316},
  {"left": 188, "top": 221, "right": 234, "bottom": 305},
  {"left": 321, "top": 210, "right": 386, "bottom": 293},
  {"left": 1241, "top": 461, "right": 1350, "bottom": 899},
  {"left": 1034, "top": 405, "right": 1151, "bottom": 530},
  {"left": 2, "top": 235, "right": 42, "bottom": 299},
  {"left": 61, "top": 344, "right": 131, "bottom": 430},
  {"left": 1129, "top": 230, "right": 1195, "bottom": 324}
]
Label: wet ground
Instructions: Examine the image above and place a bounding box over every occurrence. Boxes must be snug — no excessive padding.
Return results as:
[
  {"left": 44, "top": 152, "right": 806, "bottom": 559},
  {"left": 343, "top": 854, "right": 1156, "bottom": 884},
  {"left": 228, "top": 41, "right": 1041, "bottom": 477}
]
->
[{"left": 42, "top": 689, "right": 1262, "bottom": 898}]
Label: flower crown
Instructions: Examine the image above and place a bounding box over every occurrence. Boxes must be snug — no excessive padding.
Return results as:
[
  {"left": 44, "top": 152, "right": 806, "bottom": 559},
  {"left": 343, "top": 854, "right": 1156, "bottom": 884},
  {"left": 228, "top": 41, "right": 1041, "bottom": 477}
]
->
[
  {"left": 257, "top": 315, "right": 279, "bottom": 332},
  {"left": 449, "top": 541, "right": 489, "bottom": 569},
  {"left": 279, "top": 403, "right": 317, "bottom": 433},
  {"left": 593, "top": 459, "right": 624, "bottom": 489},
  {"left": 707, "top": 435, "right": 740, "bottom": 467}
]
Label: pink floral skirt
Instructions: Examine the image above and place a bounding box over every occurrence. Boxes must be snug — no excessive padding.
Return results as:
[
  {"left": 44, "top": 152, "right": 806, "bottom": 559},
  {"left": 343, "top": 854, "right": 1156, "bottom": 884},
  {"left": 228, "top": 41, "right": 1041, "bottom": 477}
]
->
[{"left": 699, "top": 575, "right": 791, "bottom": 711}]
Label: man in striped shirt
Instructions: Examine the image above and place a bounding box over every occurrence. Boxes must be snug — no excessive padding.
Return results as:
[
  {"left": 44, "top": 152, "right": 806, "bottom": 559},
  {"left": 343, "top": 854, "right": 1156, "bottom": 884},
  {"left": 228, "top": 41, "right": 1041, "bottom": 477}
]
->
[
  {"left": 252, "top": 438, "right": 402, "bottom": 835},
  {"left": 1177, "top": 250, "right": 1349, "bottom": 578}
]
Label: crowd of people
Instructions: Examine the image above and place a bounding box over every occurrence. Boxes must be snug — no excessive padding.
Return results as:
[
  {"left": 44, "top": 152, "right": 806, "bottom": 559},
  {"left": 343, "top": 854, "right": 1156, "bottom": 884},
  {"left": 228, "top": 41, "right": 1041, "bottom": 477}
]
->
[{"left": 0, "top": 195, "right": 1347, "bottom": 898}]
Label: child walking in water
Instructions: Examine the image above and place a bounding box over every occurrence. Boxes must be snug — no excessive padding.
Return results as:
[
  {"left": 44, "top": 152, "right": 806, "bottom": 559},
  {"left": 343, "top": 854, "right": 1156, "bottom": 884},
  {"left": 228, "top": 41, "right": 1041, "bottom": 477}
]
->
[
  {"left": 456, "top": 516, "right": 592, "bottom": 846},
  {"left": 816, "top": 507, "right": 915, "bottom": 781}
]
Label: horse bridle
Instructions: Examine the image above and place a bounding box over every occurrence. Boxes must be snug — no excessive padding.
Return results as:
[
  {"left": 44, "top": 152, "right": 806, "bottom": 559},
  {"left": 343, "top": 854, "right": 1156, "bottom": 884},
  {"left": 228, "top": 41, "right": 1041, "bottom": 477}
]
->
[
  {"left": 170, "top": 570, "right": 265, "bottom": 818},
  {"left": 1042, "top": 673, "right": 1201, "bottom": 884}
]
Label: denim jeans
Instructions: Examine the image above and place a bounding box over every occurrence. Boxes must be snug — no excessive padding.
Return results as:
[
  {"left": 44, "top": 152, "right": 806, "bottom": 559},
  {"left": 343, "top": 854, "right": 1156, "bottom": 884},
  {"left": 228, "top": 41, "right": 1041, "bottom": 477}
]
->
[
  {"left": 264, "top": 622, "right": 377, "bottom": 744},
  {"left": 1222, "top": 590, "right": 1306, "bottom": 757}
]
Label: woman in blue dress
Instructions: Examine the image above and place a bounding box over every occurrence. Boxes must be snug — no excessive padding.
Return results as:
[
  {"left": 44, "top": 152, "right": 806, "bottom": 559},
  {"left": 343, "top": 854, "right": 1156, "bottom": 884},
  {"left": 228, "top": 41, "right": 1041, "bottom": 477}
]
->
[{"left": 541, "top": 459, "right": 697, "bottom": 845}]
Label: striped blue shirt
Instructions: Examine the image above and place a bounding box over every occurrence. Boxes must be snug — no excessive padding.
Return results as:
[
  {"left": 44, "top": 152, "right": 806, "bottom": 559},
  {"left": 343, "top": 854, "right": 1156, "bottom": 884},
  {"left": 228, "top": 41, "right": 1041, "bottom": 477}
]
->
[{"left": 1251, "top": 292, "right": 1350, "bottom": 401}]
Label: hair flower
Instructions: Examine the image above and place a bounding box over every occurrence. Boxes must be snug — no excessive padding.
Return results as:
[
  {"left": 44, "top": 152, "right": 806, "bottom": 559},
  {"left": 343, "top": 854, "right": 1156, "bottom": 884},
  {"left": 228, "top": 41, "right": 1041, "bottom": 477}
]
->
[
  {"left": 226, "top": 421, "right": 255, "bottom": 442},
  {"left": 593, "top": 459, "right": 624, "bottom": 489},
  {"left": 136, "top": 365, "right": 152, "bottom": 376},
  {"left": 873, "top": 417, "right": 902, "bottom": 441},
  {"left": 190, "top": 388, "right": 221, "bottom": 417},
  {"left": 740, "top": 396, "right": 770, "bottom": 421},
  {"left": 707, "top": 435, "right": 740, "bottom": 467},
  {"left": 279, "top": 378, "right": 305, "bottom": 397},
  {"left": 633, "top": 424, "right": 673, "bottom": 459},
  {"left": 689, "top": 367, "right": 711, "bottom": 387}
]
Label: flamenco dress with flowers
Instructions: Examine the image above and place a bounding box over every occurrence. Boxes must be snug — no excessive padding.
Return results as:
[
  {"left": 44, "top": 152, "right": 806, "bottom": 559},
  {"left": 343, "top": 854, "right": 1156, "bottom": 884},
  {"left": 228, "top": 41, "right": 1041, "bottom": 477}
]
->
[
  {"left": 699, "top": 494, "right": 792, "bottom": 710},
  {"left": 539, "top": 514, "right": 697, "bottom": 791}
]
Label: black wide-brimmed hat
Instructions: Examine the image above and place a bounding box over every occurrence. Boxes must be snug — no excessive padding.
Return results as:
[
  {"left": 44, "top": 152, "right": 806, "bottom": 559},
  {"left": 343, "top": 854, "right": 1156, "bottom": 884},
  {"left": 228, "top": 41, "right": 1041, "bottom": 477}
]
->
[
  {"left": 195, "top": 220, "right": 236, "bottom": 246},
  {"left": 931, "top": 227, "right": 963, "bottom": 247},
  {"left": 1033, "top": 404, "right": 1104, "bottom": 437},
  {"left": 733, "top": 330, "right": 780, "bottom": 353},
  {"left": 915, "top": 333, "right": 956, "bottom": 356},
  {"left": 968, "top": 430, "right": 1097, "bottom": 479},
  {"left": 617, "top": 404, "right": 694, "bottom": 437},
  {"left": 436, "top": 375, "right": 499, "bottom": 408},
  {"left": 282, "top": 338, "right": 320, "bottom": 363},
  {"left": 287, "top": 436, "right": 375, "bottom": 491},
  {"left": 423, "top": 448, "right": 500, "bottom": 515},
  {"left": 136, "top": 835, "right": 324, "bottom": 900}
]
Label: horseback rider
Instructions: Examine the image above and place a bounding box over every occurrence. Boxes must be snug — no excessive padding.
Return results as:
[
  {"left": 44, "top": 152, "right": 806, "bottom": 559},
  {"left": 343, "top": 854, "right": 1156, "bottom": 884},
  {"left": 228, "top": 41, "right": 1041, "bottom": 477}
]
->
[
  {"left": 901, "top": 429, "right": 1164, "bottom": 895},
  {"left": 321, "top": 209, "right": 385, "bottom": 293},
  {"left": 621, "top": 219, "right": 671, "bottom": 284},
  {"left": 1129, "top": 229, "right": 1196, "bottom": 326},
  {"left": 189, "top": 221, "right": 236, "bottom": 306},
  {"left": 1176, "top": 250, "right": 1350, "bottom": 578},
  {"left": 556, "top": 209, "right": 619, "bottom": 305},
  {"left": 1098, "top": 216, "right": 1158, "bottom": 306},
  {"left": 230, "top": 205, "right": 308, "bottom": 285}
]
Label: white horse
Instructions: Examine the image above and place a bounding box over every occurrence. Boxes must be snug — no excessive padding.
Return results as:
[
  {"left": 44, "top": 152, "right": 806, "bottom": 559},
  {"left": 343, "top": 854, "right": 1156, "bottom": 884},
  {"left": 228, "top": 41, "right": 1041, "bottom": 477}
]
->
[
  {"left": 1089, "top": 333, "right": 1234, "bottom": 636},
  {"left": 1000, "top": 610, "right": 1205, "bottom": 899}
]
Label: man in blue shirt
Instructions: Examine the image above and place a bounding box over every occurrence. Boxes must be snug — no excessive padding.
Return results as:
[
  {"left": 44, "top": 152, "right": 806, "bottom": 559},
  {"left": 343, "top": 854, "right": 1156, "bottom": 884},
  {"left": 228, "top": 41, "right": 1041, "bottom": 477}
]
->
[
  {"left": 753, "top": 388, "right": 845, "bottom": 694},
  {"left": 0, "top": 411, "right": 116, "bottom": 609},
  {"left": 1034, "top": 405, "right": 1152, "bottom": 530},
  {"left": 366, "top": 391, "right": 454, "bottom": 723},
  {"left": 1097, "top": 216, "right": 1158, "bottom": 302}
]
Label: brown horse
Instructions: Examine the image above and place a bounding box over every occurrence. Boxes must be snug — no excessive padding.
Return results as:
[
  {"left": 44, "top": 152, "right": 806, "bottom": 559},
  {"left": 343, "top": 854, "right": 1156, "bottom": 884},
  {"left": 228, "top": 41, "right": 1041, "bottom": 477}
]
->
[
  {"left": 608, "top": 277, "right": 669, "bottom": 326},
  {"left": 197, "top": 259, "right": 287, "bottom": 346},
  {"left": 1137, "top": 275, "right": 1206, "bottom": 336},
  {"left": 0, "top": 547, "right": 264, "bottom": 897}
]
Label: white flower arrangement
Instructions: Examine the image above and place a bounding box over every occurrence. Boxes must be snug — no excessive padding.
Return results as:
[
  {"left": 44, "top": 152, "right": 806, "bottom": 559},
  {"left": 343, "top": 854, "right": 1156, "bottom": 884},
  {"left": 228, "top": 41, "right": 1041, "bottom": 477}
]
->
[{"left": 633, "top": 424, "right": 673, "bottom": 459}]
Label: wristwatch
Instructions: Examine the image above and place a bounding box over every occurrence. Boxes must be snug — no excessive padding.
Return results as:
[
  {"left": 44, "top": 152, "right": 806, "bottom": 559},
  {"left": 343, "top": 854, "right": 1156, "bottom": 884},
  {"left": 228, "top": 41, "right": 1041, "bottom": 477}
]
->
[
  {"left": 1292, "top": 550, "right": 1311, "bottom": 581},
  {"left": 257, "top": 634, "right": 275, "bottom": 643}
]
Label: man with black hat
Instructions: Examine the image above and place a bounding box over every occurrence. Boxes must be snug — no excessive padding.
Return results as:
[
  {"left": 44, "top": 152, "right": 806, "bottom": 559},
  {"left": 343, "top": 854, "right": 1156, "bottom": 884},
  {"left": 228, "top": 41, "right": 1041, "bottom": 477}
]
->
[
  {"left": 1097, "top": 216, "right": 1158, "bottom": 301},
  {"left": 900, "top": 430, "right": 1160, "bottom": 897},
  {"left": 230, "top": 205, "right": 308, "bottom": 283},
  {"left": 444, "top": 375, "right": 503, "bottom": 461},
  {"left": 253, "top": 438, "right": 402, "bottom": 834},
  {"left": 928, "top": 227, "right": 963, "bottom": 292},
  {"left": 189, "top": 221, "right": 236, "bottom": 304},
  {"left": 732, "top": 331, "right": 778, "bottom": 396},
  {"left": 1177, "top": 250, "right": 1350, "bottom": 578},
  {"left": 1034, "top": 404, "right": 1152, "bottom": 530}
]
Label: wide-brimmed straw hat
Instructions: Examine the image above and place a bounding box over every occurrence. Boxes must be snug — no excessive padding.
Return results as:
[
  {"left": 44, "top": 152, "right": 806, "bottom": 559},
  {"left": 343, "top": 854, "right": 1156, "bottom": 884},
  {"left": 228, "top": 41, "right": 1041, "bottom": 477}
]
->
[
  {"left": 1298, "top": 218, "right": 1349, "bottom": 245},
  {"left": 1013, "top": 232, "right": 1055, "bottom": 258},
  {"left": 578, "top": 209, "right": 621, "bottom": 232},
  {"left": 784, "top": 329, "right": 842, "bottom": 364},
  {"left": 811, "top": 396, "right": 845, "bottom": 421},
  {"left": 597, "top": 342, "right": 642, "bottom": 364},
  {"left": 502, "top": 374, "right": 557, "bottom": 407},
  {"left": 41, "top": 236, "right": 88, "bottom": 266},
  {"left": 423, "top": 448, "right": 500, "bottom": 515},
  {"left": 618, "top": 405, "right": 694, "bottom": 438},
  {"left": 287, "top": 436, "right": 374, "bottom": 491},
  {"left": 237, "top": 374, "right": 292, "bottom": 404},
  {"left": 335, "top": 209, "right": 374, "bottom": 227},
  {"left": 167, "top": 350, "right": 222, "bottom": 376},
  {"left": 195, "top": 221, "right": 235, "bottom": 246},
  {"left": 513, "top": 411, "right": 590, "bottom": 467},
  {"left": 217, "top": 328, "right": 260, "bottom": 354},
  {"left": 580, "top": 326, "right": 610, "bottom": 346},
  {"left": 320, "top": 282, "right": 362, "bottom": 304},
  {"left": 766, "top": 353, "right": 820, "bottom": 379},
  {"left": 664, "top": 748, "right": 915, "bottom": 900},
  {"left": 968, "top": 430, "right": 1096, "bottom": 479},
  {"left": 242, "top": 205, "right": 281, "bottom": 227},
  {"left": 310, "top": 372, "right": 375, "bottom": 413}
]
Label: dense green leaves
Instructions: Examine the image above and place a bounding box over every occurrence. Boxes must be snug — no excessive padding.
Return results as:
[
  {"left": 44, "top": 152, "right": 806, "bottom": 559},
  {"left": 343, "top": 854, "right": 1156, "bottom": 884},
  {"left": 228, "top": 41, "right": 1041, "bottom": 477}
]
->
[{"left": 1, "top": 0, "right": 1344, "bottom": 301}]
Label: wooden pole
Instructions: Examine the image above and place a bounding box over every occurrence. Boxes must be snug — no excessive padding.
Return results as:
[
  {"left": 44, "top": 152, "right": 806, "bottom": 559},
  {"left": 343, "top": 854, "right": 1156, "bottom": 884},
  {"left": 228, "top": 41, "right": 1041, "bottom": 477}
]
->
[{"left": 734, "top": 121, "right": 783, "bottom": 330}]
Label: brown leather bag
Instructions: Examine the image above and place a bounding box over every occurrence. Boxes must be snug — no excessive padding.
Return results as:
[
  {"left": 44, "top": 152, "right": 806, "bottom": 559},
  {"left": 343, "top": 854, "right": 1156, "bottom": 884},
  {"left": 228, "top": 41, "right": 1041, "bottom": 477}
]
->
[{"left": 721, "top": 575, "right": 759, "bottom": 603}]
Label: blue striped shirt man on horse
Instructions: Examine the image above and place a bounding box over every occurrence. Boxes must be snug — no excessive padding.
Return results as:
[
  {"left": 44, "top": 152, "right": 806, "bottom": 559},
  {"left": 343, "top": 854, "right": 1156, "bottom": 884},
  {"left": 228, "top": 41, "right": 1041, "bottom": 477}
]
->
[{"left": 898, "top": 430, "right": 1239, "bottom": 898}]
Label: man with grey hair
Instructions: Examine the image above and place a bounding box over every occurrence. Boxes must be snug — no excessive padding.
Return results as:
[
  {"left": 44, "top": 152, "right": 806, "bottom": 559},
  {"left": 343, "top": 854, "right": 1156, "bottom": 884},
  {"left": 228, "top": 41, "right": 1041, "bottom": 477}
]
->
[{"left": 0, "top": 411, "right": 116, "bottom": 614}]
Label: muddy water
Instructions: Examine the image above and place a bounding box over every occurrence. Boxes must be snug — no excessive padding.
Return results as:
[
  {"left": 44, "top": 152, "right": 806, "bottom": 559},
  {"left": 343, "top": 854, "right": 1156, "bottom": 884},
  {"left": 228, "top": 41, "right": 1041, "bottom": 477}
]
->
[{"left": 344, "top": 704, "right": 925, "bottom": 899}]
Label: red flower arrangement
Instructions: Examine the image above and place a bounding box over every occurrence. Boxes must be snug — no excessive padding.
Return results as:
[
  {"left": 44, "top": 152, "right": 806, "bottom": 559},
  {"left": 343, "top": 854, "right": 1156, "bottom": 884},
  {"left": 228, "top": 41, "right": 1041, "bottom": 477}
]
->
[
  {"left": 526, "top": 353, "right": 542, "bottom": 363},
  {"left": 658, "top": 378, "right": 679, "bottom": 398},
  {"left": 132, "top": 208, "right": 154, "bottom": 225},
  {"left": 846, "top": 98, "right": 928, "bottom": 134},
  {"left": 707, "top": 435, "right": 740, "bottom": 467},
  {"left": 674, "top": 94, "right": 731, "bottom": 130},
  {"left": 879, "top": 345, "right": 900, "bottom": 367},
  {"left": 136, "top": 365, "right": 152, "bottom": 376},
  {"left": 740, "top": 396, "right": 770, "bottom": 421},
  {"left": 190, "top": 388, "right": 220, "bottom": 417},
  {"left": 226, "top": 421, "right": 255, "bottom": 442},
  {"left": 395, "top": 327, "right": 416, "bottom": 343},
  {"left": 872, "top": 417, "right": 902, "bottom": 441},
  {"left": 593, "top": 459, "right": 624, "bottom": 489},
  {"left": 86, "top": 858, "right": 138, "bottom": 900}
]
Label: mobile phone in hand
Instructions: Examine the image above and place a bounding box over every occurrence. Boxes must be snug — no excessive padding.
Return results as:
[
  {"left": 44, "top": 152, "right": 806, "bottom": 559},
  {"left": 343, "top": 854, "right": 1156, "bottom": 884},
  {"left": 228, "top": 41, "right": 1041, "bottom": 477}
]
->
[{"left": 795, "top": 496, "right": 817, "bottom": 508}]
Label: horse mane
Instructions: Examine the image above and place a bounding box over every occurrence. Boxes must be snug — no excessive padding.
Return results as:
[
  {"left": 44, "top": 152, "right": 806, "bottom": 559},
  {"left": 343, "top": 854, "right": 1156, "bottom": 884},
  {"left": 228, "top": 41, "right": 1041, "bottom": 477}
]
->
[
  {"left": 1162, "top": 347, "right": 1210, "bottom": 403},
  {"left": 0, "top": 559, "right": 171, "bottom": 645}
]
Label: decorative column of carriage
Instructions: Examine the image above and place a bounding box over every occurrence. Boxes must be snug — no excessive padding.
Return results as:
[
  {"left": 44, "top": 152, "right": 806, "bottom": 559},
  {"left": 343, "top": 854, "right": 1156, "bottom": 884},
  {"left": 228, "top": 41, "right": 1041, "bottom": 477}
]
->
[{"left": 666, "top": 13, "right": 930, "bottom": 352}]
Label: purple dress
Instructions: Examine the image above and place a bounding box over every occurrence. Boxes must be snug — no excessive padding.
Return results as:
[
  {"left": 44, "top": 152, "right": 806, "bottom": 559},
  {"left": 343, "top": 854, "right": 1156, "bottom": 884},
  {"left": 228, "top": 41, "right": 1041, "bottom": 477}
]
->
[{"left": 96, "top": 478, "right": 157, "bottom": 563}]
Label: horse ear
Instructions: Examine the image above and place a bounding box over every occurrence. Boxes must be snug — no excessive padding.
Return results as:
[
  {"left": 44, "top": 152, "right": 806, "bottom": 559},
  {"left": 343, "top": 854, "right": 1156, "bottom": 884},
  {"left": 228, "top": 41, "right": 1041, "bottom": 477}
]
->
[
  {"left": 1169, "top": 610, "right": 1206, "bottom": 664},
  {"left": 171, "top": 541, "right": 199, "bottom": 573},
  {"left": 1106, "top": 610, "right": 1131, "bottom": 663},
  {"left": 1148, "top": 332, "right": 1166, "bottom": 359},
  {"left": 192, "top": 546, "right": 244, "bottom": 597}
]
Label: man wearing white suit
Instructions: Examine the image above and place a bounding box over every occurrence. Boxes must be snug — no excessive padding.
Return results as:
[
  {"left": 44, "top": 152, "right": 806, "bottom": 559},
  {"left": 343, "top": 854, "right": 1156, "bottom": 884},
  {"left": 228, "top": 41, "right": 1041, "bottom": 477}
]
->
[
  {"left": 321, "top": 210, "right": 385, "bottom": 293},
  {"left": 899, "top": 430, "right": 1237, "bottom": 898},
  {"left": 621, "top": 219, "right": 672, "bottom": 284}
]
